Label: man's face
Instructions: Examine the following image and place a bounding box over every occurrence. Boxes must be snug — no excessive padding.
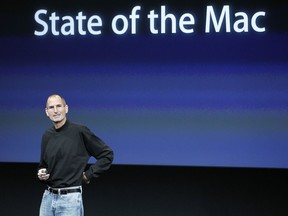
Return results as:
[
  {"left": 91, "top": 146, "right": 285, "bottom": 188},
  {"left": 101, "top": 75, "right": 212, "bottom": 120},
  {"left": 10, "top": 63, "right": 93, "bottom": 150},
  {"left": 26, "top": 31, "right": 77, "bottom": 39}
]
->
[{"left": 45, "top": 96, "right": 68, "bottom": 123}]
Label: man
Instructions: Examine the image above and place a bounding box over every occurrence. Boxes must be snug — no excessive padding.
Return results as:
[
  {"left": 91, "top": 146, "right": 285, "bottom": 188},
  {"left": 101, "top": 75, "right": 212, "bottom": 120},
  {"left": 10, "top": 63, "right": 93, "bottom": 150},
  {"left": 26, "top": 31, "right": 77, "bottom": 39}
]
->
[{"left": 37, "top": 94, "right": 114, "bottom": 216}]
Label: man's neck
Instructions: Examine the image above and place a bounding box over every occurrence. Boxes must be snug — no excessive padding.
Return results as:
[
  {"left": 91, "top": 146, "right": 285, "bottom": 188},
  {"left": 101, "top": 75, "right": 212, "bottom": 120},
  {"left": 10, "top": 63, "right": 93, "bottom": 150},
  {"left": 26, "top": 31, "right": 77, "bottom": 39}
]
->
[{"left": 53, "top": 118, "right": 67, "bottom": 129}]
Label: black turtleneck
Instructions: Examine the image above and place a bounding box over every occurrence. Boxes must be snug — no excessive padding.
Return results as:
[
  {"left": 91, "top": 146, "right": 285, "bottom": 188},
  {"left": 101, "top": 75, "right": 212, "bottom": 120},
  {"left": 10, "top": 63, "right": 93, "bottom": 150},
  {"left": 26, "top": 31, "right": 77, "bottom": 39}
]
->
[{"left": 38, "top": 120, "right": 114, "bottom": 188}]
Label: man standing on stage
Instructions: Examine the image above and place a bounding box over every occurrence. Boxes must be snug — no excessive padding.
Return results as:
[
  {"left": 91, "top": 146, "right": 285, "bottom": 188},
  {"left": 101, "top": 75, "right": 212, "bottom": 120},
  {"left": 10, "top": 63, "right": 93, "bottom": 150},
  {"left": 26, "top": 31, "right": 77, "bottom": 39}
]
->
[{"left": 37, "top": 94, "right": 114, "bottom": 216}]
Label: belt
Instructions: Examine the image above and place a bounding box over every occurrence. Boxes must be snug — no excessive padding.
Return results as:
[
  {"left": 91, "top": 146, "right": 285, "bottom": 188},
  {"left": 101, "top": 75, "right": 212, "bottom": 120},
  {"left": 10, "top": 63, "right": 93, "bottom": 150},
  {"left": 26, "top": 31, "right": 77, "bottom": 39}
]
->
[{"left": 47, "top": 187, "right": 81, "bottom": 195}]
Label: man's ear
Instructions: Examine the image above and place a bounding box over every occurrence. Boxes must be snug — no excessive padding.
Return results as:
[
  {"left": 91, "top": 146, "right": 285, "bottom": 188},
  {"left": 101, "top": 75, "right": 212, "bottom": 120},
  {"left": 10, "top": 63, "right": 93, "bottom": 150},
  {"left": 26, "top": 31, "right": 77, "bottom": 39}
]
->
[
  {"left": 65, "top": 105, "right": 69, "bottom": 114},
  {"left": 45, "top": 108, "right": 49, "bottom": 117}
]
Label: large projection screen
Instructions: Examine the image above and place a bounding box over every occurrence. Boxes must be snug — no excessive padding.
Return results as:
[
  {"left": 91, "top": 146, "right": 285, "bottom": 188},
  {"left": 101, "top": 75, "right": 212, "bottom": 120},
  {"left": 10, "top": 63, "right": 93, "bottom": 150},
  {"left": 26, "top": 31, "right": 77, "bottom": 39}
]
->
[{"left": 1, "top": 0, "right": 288, "bottom": 168}]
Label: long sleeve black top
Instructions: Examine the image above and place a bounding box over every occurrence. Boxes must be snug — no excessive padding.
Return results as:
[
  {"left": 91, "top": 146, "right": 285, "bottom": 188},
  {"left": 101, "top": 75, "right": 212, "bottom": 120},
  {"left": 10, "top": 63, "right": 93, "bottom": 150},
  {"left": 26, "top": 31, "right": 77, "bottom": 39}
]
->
[{"left": 38, "top": 120, "right": 114, "bottom": 188}]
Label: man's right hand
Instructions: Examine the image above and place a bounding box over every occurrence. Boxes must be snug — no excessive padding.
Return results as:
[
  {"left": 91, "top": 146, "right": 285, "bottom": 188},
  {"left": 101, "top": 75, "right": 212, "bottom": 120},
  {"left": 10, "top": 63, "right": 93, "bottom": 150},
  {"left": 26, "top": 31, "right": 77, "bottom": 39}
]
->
[{"left": 37, "top": 168, "right": 50, "bottom": 181}]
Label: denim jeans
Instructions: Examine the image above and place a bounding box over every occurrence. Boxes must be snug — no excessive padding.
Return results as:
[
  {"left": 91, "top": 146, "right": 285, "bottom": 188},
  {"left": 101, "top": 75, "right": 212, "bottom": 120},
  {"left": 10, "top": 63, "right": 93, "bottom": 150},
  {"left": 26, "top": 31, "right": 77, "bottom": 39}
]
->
[{"left": 39, "top": 186, "right": 84, "bottom": 216}]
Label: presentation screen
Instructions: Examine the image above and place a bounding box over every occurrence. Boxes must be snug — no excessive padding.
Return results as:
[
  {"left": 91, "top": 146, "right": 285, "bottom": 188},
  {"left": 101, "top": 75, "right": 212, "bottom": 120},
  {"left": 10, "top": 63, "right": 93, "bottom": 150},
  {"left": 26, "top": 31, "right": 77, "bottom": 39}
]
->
[{"left": 1, "top": 0, "right": 288, "bottom": 168}]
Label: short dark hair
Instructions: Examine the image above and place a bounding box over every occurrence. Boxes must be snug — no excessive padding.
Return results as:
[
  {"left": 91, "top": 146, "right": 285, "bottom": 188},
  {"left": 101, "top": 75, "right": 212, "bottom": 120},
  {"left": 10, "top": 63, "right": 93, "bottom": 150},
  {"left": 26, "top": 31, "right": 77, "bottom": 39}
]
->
[{"left": 46, "top": 94, "right": 67, "bottom": 107}]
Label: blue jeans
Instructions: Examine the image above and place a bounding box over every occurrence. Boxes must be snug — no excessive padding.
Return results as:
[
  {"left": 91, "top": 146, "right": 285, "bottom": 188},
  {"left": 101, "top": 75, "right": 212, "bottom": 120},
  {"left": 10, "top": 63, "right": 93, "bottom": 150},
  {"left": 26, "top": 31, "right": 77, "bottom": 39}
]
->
[{"left": 39, "top": 186, "right": 84, "bottom": 216}]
